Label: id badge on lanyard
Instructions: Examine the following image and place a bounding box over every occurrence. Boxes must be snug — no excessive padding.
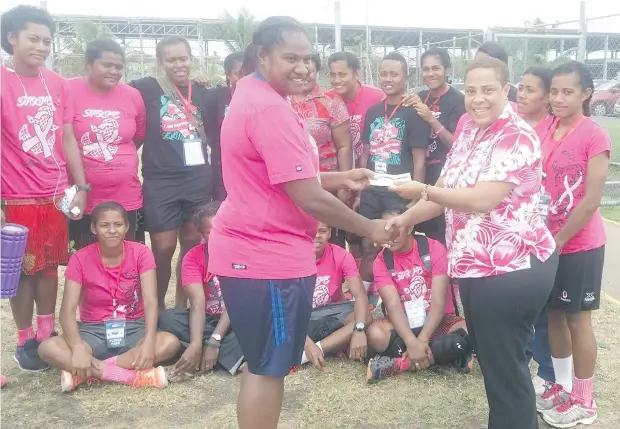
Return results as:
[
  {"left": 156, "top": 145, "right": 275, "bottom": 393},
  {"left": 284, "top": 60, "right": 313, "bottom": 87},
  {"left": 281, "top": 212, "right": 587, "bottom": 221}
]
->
[
  {"left": 104, "top": 247, "right": 127, "bottom": 348},
  {"left": 404, "top": 299, "right": 426, "bottom": 329},
  {"left": 538, "top": 184, "right": 552, "bottom": 225},
  {"left": 105, "top": 312, "right": 126, "bottom": 349},
  {"left": 183, "top": 138, "right": 206, "bottom": 166},
  {"left": 175, "top": 83, "right": 206, "bottom": 167}
]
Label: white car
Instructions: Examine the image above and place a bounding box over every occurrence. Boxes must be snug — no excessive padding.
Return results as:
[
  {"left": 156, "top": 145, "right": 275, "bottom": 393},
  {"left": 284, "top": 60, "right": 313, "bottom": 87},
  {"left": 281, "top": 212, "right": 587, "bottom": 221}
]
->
[{"left": 614, "top": 99, "right": 620, "bottom": 116}]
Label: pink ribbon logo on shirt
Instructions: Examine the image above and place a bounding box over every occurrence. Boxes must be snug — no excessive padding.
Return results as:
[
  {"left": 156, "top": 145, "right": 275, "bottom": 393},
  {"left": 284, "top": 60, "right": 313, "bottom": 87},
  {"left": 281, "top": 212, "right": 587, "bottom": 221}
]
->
[
  {"left": 81, "top": 118, "right": 121, "bottom": 161},
  {"left": 19, "top": 106, "right": 58, "bottom": 158}
]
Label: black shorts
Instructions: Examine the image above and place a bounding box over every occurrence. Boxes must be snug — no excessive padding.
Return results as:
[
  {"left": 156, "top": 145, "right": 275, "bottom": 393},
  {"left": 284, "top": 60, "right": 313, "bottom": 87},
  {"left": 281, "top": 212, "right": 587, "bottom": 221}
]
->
[
  {"left": 78, "top": 318, "right": 145, "bottom": 360},
  {"left": 218, "top": 276, "right": 315, "bottom": 377},
  {"left": 307, "top": 301, "right": 354, "bottom": 342},
  {"left": 547, "top": 246, "right": 604, "bottom": 313},
  {"left": 69, "top": 210, "right": 139, "bottom": 253},
  {"left": 143, "top": 175, "right": 211, "bottom": 233},
  {"left": 157, "top": 309, "right": 244, "bottom": 374},
  {"left": 359, "top": 187, "right": 408, "bottom": 220}
]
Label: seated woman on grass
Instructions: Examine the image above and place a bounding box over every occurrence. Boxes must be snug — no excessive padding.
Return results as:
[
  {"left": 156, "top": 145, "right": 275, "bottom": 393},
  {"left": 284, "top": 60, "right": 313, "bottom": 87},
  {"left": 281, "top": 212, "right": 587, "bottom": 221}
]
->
[
  {"left": 296, "top": 222, "right": 372, "bottom": 371},
  {"left": 158, "top": 201, "right": 244, "bottom": 381},
  {"left": 365, "top": 210, "right": 472, "bottom": 383},
  {"left": 38, "top": 202, "right": 181, "bottom": 392}
]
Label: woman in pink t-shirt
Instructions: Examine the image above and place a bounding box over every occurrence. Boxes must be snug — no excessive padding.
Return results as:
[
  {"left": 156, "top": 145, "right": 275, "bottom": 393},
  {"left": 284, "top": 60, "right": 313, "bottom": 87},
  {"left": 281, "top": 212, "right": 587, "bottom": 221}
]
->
[
  {"left": 296, "top": 222, "right": 370, "bottom": 370},
  {"left": 209, "top": 16, "right": 397, "bottom": 429},
  {"left": 68, "top": 38, "right": 146, "bottom": 252},
  {"left": 385, "top": 57, "right": 559, "bottom": 429},
  {"left": 365, "top": 209, "right": 471, "bottom": 383},
  {"left": 517, "top": 66, "right": 556, "bottom": 392},
  {"left": 290, "top": 54, "right": 352, "bottom": 248},
  {"left": 536, "top": 61, "right": 610, "bottom": 428},
  {"left": 38, "top": 202, "right": 180, "bottom": 392},
  {"left": 1, "top": 5, "right": 88, "bottom": 374}
]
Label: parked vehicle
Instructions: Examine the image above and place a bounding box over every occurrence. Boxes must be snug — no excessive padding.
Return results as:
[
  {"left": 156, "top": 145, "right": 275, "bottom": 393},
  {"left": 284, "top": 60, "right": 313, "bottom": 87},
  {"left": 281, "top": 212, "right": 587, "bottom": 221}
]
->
[
  {"left": 614, "top": 98, "right": 620, "bottom": 116},
  {"left": 591, "top": 80, "right": 620, "bottom": 116}
]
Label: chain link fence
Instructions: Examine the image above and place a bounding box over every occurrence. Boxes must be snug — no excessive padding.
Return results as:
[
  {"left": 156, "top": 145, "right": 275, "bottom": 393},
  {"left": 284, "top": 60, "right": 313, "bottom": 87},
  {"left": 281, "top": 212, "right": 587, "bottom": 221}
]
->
[{"left": 4, "top": 8, "right": 618, "bottom": 208}]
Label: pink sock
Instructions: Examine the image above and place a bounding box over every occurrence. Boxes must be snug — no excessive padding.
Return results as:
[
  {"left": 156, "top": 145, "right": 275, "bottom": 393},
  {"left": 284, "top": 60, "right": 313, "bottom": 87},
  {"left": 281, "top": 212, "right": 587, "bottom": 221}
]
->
[
  {"left": 394, "top": 357, "right": 410, "bottom": 372},
  {"left": 572, "top": 377, "right": 594, "bottom": 407},
  {"left": 17, "top": 326, "right": 35, "bottom": 347},
  {"left": 102, "top": 357, "right": 137, "bottom": 385},
  {"left": 36, "top": 314, "right": 56, "bottom": 342}
]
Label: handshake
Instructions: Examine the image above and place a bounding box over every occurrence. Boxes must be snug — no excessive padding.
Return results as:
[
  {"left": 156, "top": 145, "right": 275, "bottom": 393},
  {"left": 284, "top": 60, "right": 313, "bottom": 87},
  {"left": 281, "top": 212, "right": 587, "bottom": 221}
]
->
[{"left": 338, "top": 168, "right": 422, "bottom": 249}]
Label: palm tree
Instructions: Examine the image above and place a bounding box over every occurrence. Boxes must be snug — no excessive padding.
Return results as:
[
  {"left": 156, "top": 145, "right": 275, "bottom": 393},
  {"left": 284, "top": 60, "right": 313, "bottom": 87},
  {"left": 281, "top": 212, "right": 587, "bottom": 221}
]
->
[
  {"left": 218, "top": 7, "right": 256, "bottom": 52},
  {"left": 55, "top": 21, "right": 115, "bottom": 77}
]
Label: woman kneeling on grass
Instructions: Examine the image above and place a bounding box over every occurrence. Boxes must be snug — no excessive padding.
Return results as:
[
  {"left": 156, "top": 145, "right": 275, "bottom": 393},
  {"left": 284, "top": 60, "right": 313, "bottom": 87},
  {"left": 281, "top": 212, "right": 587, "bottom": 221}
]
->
[
  {"left": 366, "top": 210, "right": 471, "bottom": 383},
  {"left": 38, "top": 202, "right": 181, "bottom": 392}
]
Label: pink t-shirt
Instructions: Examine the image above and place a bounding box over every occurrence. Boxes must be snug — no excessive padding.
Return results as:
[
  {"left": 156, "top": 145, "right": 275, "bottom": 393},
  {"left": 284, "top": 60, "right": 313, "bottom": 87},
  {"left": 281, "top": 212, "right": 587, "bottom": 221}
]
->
[
  {"left": 65, "top": 241, "right": 156, "bottom": 323},
  {"left": 181, "top": 244, "right": 224, "bottom": 315},
  {"left": 313, "top": 244, "right": 359, "bottom": 308},
  {"left": 1, "top": 67, "right": 73, "bottom": 199},
  {"left": 327, "top": 83, "right": 384, "bottom": 163},
  {"left": 542, "top": 117, "right": 610, "bottom": 254},
  {"left": 70, "top": 78, "right": 146, "bottom": 213},
  {"left": 442, "top": 103, "right": 556, "bottom": 278},
  {"left": 209, "top": 75, "right": 320, "bottom": 279},
  {"left": 373, "top": 237, "right": 455, "bottom": 316}
]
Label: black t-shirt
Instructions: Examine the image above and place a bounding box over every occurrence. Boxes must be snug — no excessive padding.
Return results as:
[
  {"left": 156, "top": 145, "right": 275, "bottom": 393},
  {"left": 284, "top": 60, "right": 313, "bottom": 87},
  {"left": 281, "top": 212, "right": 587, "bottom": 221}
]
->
[
  {"left": 361, "top": 102, "right": 430, "bottom": 179},
  {"left": 418, "top": 86, "right": 466, "bottom": 185},
  {"left": 130, "top": 77, "right": 211, "bottom": 183},
  {"left": 204, "top": 85, "right": 232, "bottom": 200}
]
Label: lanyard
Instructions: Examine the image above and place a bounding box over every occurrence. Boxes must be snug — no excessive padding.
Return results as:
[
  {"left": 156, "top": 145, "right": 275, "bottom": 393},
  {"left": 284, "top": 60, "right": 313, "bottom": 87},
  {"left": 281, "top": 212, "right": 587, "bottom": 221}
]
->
[
  {"left": 542, "top": 116, "right": 583, "bottom": 180},
  {"left": 174, "top": 83, "right": 193, "bottom": 118},
  {"left": 384, "top": 98, "right": 404, "bottom": 125},
  {"left": 98, "top": 242, "right": 126, "bottom": 318},
  {"left": 423, "top": 85, "right": 449, "bottom": 110}
]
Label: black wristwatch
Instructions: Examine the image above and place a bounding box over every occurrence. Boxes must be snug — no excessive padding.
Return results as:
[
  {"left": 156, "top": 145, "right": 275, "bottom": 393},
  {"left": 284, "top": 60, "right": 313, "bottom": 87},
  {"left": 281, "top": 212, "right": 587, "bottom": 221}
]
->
[
  {"left": 353, "top": 322, "right": 367, "bottom": 332},
  {"left": 76, "top": 184, "right": 91, "bottom": 192}
]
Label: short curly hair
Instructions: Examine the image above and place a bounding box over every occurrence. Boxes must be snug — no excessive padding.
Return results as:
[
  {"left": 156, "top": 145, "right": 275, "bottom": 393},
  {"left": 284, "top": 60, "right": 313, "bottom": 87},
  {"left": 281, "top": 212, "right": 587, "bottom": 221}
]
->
[
  {"left": 1, "top": 5, "right": 55, "bottom": 55},
  {"left": 192, "top": 201, "right": 223, "bottom": 232}
]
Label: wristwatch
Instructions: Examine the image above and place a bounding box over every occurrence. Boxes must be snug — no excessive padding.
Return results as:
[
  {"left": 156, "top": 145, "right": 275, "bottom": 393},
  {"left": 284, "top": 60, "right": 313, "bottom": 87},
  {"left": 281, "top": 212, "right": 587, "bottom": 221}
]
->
[
  {"left": 210, "top": 334, "right": 222, "bottom": 342},
  {"left": 353, "top": 322, "right": 367, "bottom": 332},
  {"left": 76, "top": 184, "right": 91, "bottom": 192},
  {"left": 421, "top": 184, "right": 430, "bottom": 201}
]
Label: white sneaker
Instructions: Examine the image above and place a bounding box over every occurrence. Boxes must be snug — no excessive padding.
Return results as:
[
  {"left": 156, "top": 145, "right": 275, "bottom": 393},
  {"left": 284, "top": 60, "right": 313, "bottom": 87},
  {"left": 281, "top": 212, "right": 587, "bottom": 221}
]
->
[{"left": 542, "top": 399, "right": 598, "bottom": 428}]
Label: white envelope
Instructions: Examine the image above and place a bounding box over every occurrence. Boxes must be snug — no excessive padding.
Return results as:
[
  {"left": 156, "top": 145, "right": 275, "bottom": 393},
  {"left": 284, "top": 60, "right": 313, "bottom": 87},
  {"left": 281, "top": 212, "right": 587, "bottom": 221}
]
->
[{"left": 369, "top": 173, "right": 412, "bottom": 187}]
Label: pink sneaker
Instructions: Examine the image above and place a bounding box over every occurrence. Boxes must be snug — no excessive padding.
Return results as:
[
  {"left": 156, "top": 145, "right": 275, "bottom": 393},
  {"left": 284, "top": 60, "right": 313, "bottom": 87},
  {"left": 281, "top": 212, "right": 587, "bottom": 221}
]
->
[
  {"left": 542, "top": 399, "right": 598, "bottom": 428},
  {"left": 536, "top": 382, "right": 570, "bottom": 412}
]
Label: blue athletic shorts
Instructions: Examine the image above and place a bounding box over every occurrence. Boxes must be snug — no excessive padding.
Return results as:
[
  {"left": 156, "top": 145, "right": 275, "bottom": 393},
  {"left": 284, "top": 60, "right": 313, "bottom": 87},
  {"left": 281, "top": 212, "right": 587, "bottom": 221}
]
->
[{"left": 218, "top": 276, "right": 315, "bottom": 377}]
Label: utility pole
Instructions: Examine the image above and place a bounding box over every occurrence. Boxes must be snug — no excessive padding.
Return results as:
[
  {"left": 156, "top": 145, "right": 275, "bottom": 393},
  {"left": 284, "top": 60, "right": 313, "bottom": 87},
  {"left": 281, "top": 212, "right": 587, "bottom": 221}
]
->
[
  {"left": 334, "top": 1, "right": 342, "bottom": 51},
  {"left": 577, "top": 0, "right": 587, "bottom": 62},
  {"left": 40, "top": 1, "right": 54, "bottom": 70}
]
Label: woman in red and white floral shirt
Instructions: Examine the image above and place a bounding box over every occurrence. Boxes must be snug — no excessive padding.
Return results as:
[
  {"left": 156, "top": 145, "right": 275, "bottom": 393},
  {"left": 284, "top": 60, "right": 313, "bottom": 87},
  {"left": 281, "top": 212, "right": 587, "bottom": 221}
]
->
[
  {"left": 290, "top": 53, "right": 352, "bottom": 248},
  {"left": 386, "top": 57, "right": 558, "bottom": 429}
]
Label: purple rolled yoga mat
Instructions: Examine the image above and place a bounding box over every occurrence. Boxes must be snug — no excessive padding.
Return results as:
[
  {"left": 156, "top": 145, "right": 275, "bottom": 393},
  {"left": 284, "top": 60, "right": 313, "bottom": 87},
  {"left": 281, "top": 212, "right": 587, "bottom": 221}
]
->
[{"left": 1, "top": 223, "right": 29, "bottom": 299}]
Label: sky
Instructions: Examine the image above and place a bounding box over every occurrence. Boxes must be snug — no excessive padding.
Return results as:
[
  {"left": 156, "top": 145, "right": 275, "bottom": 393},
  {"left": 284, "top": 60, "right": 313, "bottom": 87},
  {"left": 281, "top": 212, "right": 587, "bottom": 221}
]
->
[{"left": 1, "top": 0, "right": 619, "bottom": 32}]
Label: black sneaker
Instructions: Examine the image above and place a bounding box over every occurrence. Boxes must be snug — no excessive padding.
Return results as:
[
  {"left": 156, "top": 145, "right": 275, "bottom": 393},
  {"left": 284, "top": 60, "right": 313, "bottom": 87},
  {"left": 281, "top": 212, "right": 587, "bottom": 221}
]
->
[
  {"left": 366, "top": 355, "right": 400, "bottom": 384},
  {"left": 13, "top": 339, "right": 50, "bottom": 372}
]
